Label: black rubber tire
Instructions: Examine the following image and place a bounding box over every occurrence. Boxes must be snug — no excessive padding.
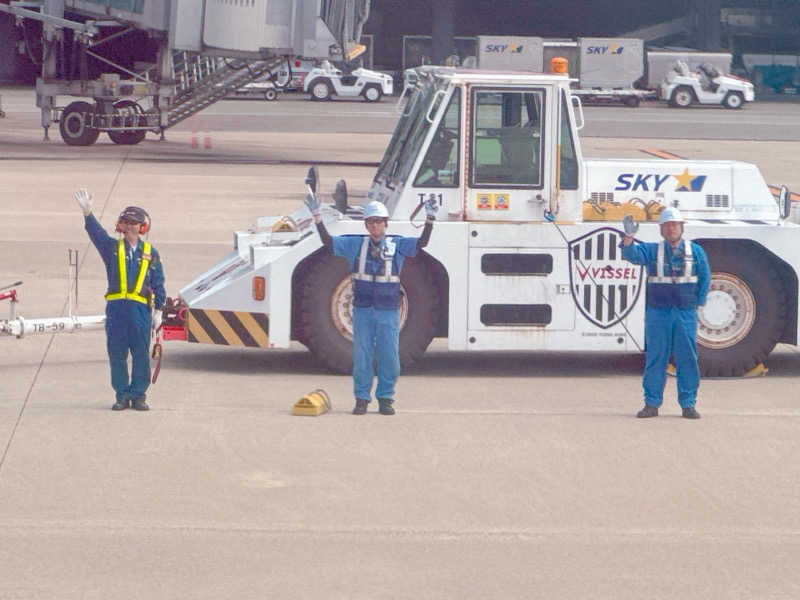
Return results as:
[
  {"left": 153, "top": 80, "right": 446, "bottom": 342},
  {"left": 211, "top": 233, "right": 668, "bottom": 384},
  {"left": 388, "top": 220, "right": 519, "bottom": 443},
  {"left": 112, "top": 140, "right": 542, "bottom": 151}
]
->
[
  {"left": 59, "top": 101, "right": 100, "bottom": 146},
  {"left": 264, "top": 88, "right": 278, "bottom": 101},
  {"left": 622, "top": 95, "right": 640, "bottom": 107},
  {"left": 107, "top": 100, "right": 147, "bottom": 145},
  {"left": 296, "top": 252, "right": 440, "bottom": 373},
  {"left": 723, "top": 91, "right": 744, "bottom": 109},
  {"left": 363, "top": 84, "right": 383, "bottom": 102},
  {"left": 308, "top": 79, "right": 332, "bottom": 101},
  {"left": 697, "top": 244, "right": 787, "bottom": 377},
  {"left": 670, "top": 86, "right": 695, "bottom": 108}
]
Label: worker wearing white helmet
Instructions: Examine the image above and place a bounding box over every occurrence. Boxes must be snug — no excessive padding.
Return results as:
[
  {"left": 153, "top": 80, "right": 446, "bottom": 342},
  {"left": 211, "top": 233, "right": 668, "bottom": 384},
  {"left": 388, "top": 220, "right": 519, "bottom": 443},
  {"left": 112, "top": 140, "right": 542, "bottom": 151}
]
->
[
  {"left": 308, "top": 196, "right": 438, "bottom": 415},
  {"left": 620, "top": 207, "right": 710, "bottom": 419}
]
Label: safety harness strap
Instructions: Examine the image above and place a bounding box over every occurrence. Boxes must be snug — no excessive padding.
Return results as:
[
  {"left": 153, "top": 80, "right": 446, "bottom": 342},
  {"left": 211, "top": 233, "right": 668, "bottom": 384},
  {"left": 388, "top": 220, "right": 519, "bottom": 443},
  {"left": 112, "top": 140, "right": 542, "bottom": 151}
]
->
[
  {"left": 105, "top": 239, "right": 152, "bottom": 304},
  {"left": 648, "top": 241, "right": 697, "bottom": 284},
  {"left": 351, "top": 237, "right": 400, "bottom": 283}
]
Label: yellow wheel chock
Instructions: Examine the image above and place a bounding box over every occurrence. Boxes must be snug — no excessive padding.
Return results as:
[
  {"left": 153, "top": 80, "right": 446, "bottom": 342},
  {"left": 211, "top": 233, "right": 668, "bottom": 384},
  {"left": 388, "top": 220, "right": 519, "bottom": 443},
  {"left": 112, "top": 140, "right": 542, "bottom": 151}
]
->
[
  {"left": 292, "top": 389, "right": 331, "bottom": 416},
  {"left": 666, "top": 363, "right": 768, "bottom": 378}
]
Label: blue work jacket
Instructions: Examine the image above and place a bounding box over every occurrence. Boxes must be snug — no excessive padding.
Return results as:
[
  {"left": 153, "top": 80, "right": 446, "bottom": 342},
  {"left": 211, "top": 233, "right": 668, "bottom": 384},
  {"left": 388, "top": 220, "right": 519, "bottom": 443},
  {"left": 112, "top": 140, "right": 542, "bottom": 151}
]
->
[
  {"left": 85, "top": 213, "right": 166, "bottom": 310},
  {"left": 622, "top": 239, "right": 710, "bottom": 309}
]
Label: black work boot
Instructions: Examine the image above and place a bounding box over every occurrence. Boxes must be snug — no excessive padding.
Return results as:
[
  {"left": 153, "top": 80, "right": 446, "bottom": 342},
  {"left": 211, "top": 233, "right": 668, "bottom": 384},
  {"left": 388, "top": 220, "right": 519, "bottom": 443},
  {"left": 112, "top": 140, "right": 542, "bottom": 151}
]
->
[
  {"left": 378, "top": 398, "right": 395, "bottom": 415},
  {"left": 112, "top": 398, "right": 129, "bottom": 411},
  {"left": 132, "top": 397, "right": 150, "bottom": 411},
  {"left": 636, "top": 404, "right": 659, "bottom": 418},
  {"left": 682, "top": 406, "right": 701, "bottom": 419},
  {"left": 352, "top": 398, "right": 368, "bottom": 415}
]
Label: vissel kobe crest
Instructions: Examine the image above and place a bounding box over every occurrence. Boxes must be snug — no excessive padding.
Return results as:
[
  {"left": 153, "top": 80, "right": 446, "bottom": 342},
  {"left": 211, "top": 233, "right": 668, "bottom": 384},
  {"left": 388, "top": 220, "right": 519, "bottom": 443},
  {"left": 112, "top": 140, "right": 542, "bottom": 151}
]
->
[{"left": 568, "top": 227, "right": 643, "bottom": 329}]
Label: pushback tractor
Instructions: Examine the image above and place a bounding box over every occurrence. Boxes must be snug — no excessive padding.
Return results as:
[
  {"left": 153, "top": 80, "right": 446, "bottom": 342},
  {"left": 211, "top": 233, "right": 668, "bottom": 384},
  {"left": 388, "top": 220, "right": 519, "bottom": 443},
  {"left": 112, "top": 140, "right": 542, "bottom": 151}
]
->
[{"left": 170, "top": 66, "right": 799, "bottom": 378}]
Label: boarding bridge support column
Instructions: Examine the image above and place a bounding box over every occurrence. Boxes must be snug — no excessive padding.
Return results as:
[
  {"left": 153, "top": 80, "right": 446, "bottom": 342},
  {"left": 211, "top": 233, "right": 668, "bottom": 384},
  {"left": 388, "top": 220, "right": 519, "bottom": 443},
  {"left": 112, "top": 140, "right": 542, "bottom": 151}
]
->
[
  {"left": 431, "top": 0, "right": 455, "bottom": 65},
  {"left": 40, "top": 0, "right": 66, "bottom": 139}
]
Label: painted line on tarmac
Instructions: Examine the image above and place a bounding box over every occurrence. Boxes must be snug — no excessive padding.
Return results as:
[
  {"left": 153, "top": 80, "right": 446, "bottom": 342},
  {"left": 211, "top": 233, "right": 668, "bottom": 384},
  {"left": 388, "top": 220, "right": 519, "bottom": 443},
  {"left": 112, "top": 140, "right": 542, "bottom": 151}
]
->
[
  {"left": 0, "top": 156, "right": 380, "bottom": 167},
  {"left": 2, "top": 521, "right": 800, "bottom": 543},
  {"left": 640, "top": 148, "right": 685, "bottom": 160}
]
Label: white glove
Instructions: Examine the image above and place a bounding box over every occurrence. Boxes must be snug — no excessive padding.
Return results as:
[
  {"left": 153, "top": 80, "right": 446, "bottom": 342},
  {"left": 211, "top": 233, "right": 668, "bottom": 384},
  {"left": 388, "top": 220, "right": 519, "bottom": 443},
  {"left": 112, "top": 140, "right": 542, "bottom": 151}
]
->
[
  {"left": 74, "top": 188, "right": 93, "bottom": 216},
  {"left": 304, "top": 192, "right": 321, "bottom": 216},
  {"left": 424, "top": 196, "right": 439, "bottom": 220},
  {"left": 622, "top": 214, "right": 639, "bottom": 236},
  {"left": 152, "top": 309, "right": 163, "bottom": 332}
]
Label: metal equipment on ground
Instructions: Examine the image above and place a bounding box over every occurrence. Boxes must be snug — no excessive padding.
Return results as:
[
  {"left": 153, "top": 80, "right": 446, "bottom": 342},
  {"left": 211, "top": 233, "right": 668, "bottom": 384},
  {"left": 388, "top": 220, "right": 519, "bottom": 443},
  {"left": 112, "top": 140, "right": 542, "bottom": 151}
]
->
[{"left": 0, "top": 0, "right": 369, "bottom": 144}]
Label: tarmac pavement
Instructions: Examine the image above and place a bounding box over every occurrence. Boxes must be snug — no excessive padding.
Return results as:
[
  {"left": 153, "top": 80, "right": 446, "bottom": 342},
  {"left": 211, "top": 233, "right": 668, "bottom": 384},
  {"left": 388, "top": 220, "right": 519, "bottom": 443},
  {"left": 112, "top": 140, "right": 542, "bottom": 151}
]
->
[{"left": 2, "top": 87, "right": 800, "bottom": 599}]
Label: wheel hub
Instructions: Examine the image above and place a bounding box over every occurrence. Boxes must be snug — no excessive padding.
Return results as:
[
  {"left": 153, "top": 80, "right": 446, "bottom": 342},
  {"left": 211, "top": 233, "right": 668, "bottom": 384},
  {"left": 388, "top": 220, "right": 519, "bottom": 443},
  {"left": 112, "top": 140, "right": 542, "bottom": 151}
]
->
[
  {"left": 330, "top": 278, "right": 408, "bottom": 341},
  {"left": 313, "top": 83, "right": 328, "bottom": 99},
  {"left": 697, "top": 273, "right": 755, "bottom": 349},
  {"left": 64, "top": 114, "right": 84, "bottom": 136}
]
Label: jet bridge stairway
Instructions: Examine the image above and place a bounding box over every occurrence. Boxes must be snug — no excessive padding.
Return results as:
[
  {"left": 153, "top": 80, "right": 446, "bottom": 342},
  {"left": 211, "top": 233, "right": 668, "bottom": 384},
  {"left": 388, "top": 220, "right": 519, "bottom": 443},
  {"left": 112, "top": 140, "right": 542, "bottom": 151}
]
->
[
  {"left": 166, "top": 52, "right": 285, "bottom": 129},
  {"left": 50, "top": 50, "right": 286, "bottom": 146}
]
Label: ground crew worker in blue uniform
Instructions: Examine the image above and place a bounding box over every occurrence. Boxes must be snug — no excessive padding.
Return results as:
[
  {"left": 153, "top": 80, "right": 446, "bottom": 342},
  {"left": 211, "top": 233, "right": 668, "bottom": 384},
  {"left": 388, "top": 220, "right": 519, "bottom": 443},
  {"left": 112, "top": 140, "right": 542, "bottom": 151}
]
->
[
  {"left": 307, "top": 197, "right": 437, "bottom": 415},
  {"left": 75, "top": 189, "right": 166, "bottom": 411},
  {"left": 621, "top": 207, "right": 710, "bottom": 419}
]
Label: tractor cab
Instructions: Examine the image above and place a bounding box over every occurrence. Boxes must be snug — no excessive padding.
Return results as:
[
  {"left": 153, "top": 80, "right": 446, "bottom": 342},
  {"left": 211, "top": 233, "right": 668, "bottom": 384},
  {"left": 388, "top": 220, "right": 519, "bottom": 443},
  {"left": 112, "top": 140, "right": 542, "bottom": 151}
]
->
[{"left": 367, "top": 66, "right": 585, "bottom": 223}]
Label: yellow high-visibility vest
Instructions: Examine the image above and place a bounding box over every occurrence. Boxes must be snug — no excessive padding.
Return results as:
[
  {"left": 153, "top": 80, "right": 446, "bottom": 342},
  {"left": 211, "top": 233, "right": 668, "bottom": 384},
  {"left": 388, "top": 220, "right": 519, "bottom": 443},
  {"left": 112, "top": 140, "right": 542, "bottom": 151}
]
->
[{"left": 105, "top": 239, "right": 152, "bottom": 304}]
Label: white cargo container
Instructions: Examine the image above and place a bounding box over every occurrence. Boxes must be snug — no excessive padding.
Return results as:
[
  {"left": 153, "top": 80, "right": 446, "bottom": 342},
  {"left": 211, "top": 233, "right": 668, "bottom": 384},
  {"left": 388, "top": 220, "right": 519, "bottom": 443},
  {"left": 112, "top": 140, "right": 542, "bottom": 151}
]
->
[
  {"left": 578, "top": 37, "right": 645, "bottom": 88},
  {"left": 477, "top": 35, "right": 649, "bottom": 107},
  {"left": 477, "top": 36, "right": 544, "bottom": 71}
]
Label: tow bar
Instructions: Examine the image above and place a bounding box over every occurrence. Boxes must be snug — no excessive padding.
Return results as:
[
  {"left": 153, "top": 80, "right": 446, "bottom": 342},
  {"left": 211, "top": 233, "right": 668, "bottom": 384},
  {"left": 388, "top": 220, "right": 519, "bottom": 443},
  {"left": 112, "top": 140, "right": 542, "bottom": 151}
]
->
[{"left": 0, "top": 250, "right": 105, "bottom": 338}]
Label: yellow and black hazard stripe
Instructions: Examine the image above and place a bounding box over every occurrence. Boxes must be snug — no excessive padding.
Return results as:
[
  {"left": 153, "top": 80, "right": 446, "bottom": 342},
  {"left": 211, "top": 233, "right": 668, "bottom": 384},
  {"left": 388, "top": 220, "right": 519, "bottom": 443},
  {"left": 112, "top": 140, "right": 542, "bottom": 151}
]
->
[{"left": 187, "top": 309, "right": 269, "bottom": 348}]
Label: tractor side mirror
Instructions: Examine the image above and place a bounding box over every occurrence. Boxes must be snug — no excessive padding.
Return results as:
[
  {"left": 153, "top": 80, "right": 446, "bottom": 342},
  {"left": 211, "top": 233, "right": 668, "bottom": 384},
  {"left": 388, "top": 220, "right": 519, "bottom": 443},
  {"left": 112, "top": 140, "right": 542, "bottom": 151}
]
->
[
  {"left": 333, "top": 179, "right": 348, "bottom": 214},
  {"left": 305, "top": 166, "right": 319, "bottom": 195},
  {"left": 778, "top": 185, "right": 791, "bottom": 219}
]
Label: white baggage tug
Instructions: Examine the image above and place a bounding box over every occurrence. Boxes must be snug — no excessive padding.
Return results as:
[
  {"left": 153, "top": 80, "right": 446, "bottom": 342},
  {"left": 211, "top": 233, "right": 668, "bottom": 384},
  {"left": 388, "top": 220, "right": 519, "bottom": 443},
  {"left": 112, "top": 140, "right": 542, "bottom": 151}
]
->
[{"left": 175, "top": 66, "right": 798, "bottom": 377}]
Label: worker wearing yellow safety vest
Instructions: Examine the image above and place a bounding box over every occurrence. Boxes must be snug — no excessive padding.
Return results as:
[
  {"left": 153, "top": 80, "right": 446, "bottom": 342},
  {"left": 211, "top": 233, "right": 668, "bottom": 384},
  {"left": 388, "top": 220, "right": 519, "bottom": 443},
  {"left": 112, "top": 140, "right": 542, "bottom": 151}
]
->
[{"left": 75, "top": 189, "right": 166, "bottom": 411}]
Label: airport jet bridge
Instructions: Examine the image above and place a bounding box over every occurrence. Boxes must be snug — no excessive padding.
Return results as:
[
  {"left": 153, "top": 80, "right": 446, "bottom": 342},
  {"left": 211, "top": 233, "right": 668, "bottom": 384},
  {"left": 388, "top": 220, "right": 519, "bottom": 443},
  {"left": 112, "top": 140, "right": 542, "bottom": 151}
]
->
[{"left": 0, "top": 0, "right": 369, "bottom": 145}]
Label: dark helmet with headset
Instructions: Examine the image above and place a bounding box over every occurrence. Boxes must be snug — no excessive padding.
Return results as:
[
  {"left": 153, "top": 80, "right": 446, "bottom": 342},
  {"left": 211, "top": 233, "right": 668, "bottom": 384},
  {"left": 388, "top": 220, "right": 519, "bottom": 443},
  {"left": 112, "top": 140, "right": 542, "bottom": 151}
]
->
[{"left": 115, "top": 206, "right": 151, "bottom": 234}]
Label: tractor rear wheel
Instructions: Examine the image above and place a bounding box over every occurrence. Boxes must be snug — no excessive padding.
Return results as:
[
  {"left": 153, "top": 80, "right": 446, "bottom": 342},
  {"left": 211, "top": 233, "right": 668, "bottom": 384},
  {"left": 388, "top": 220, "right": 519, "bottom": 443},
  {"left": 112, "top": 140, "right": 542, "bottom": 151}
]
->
[{"left": 697, "top": 244, "right": 787, "bottom": 377}]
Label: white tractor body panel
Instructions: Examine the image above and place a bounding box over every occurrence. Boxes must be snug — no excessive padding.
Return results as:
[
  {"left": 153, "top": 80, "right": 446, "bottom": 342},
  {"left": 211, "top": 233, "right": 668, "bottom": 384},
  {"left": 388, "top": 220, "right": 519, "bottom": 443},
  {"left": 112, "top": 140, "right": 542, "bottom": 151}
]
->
[{"left": 584, "top": 159, "right": 778, "bottom": 222}]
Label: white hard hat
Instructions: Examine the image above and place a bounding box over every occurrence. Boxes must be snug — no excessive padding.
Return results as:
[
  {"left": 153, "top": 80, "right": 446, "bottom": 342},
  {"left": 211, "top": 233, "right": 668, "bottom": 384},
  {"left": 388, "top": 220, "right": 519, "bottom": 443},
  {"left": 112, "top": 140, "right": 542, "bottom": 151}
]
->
[
  {"left": 658, "top": 206, "right": 685, "bottom": 225},
  {"left": 363, "top": 201, "right": 389, "bottom": 220}
]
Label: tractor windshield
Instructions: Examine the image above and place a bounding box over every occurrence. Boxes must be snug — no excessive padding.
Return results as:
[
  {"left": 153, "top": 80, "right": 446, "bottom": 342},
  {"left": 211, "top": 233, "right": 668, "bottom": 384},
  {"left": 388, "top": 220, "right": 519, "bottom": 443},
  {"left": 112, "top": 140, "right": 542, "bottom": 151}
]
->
[{"left": 373, "top": 70, "right": 448, "bottom": 191}]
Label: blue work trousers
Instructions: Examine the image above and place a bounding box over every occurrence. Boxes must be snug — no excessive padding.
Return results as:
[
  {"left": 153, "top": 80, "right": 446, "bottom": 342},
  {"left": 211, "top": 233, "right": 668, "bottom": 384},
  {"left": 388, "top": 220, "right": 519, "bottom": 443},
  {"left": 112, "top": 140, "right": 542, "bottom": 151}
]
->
[
  {"left": 352, "top": 306, "right": 400, "bottom": 402},
  {"left": 643, "top": 306, "right": 699, "bottom": 408},
  {"left": 105, "top": 301, "right": 152, "bottom": 401}
]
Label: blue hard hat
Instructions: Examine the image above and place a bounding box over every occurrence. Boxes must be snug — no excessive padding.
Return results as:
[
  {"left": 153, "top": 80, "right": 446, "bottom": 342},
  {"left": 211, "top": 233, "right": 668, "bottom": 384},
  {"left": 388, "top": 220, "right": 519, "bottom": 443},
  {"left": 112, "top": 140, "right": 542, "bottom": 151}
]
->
[{"left": 658, "top": 206, "right": 685, "bottom": 224}]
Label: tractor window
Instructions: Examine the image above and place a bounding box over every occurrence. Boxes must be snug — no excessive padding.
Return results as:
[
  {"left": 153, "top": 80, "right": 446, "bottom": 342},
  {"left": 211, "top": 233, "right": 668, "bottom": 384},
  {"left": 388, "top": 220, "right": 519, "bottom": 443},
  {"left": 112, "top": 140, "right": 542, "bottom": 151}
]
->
[
  {"left": 413, "top": 88, "right": 461, "bottom": 187},
  {"left": 559, "top": 90, "right": 578, "bottom": 190},
  {"left": 471, "top": 89, "right": 543, "bottom": 188}
]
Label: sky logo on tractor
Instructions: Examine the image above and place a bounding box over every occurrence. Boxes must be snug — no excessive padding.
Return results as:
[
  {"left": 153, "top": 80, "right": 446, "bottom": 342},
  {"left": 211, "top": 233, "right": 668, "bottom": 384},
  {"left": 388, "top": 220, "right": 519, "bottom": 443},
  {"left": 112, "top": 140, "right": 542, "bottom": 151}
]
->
[
  {"left": 568, "top": 227, "right": 643, "bottom": 329},
  {"left": 614, "top": 168, "right": 707, "bottom": 192},
  {"left": 586, "top": 45, "right": 624, "bottom": 55}
]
